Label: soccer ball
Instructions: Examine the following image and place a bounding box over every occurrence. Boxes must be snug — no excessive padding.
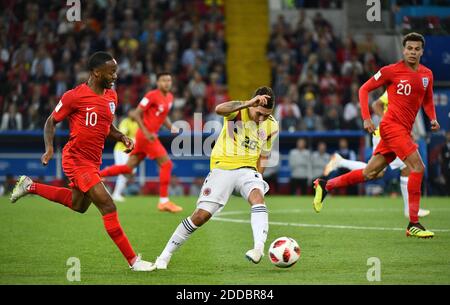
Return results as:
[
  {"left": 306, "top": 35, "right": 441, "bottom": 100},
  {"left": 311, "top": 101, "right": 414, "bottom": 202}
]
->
[{"left": 268, "top": 237, "right": 301, "bottom": 268}]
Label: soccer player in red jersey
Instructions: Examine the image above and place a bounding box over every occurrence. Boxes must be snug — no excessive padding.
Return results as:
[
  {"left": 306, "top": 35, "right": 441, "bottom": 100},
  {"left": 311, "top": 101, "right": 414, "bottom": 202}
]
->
[
  {"left": 99, "top": 72, "right": 183, "bottom": 213},
  {"left": 10, "top": 52, "right": 156, "bottom": 271},
  {"left": 312, "top": 33, "right": 440, "bottom": 238}
]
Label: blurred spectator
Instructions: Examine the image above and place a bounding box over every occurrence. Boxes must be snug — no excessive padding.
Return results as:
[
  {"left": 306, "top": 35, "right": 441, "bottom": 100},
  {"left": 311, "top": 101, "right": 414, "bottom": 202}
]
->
[
  {"left": 342, "top": 93, "right": 360, "bottom": 130},
  {"left": 323, "top": 107, "right": 341, "bottom": 130},
  {"left": 189, "top": 177, "right": 204, "bottom": 196},
  {"left": 274, "top": 97, "right": 301, "bottom": 132},
  {"left": 335, "top": 138, "right": 358, "bottom": 194},
  {"left": 123, "top": 176, "right": 141, "bottom": 196},
  {"left": 1, "top": 103, "right": 23, "bottom": 130},
  {"left": 300, "top": 106, "right": 322, "bottom": 131},
  {"left": 311, "top": 141, "right": 330, "bottom": 180},
  {"left": 289, "top": 138, "right": 311, "bottom": 195},
  {"left": 169, "top": 176, "right": 185, "bottom": 196}
]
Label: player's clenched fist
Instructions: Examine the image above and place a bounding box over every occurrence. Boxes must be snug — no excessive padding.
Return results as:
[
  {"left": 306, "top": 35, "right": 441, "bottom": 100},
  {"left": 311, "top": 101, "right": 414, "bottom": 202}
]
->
[
  {"left": 121, "top": 135, "right": 135, "bottom": 153},
  {"left": 246, "top": 95, "right": 271, "bottom": 108},
  {"left": 363, "top": 119, "right": 376, "bottom": 134},
  {"left": 430, "top": 120, "right": 440, "bottom": 131},
  {"left": 41, "top": 148, "right": 54, "bottom": 166}
]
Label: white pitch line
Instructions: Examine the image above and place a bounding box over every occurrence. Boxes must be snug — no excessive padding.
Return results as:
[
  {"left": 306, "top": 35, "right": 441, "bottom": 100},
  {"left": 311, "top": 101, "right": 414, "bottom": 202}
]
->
[{"left": 211, "top": 211, "right": 450, "bottom": 233}]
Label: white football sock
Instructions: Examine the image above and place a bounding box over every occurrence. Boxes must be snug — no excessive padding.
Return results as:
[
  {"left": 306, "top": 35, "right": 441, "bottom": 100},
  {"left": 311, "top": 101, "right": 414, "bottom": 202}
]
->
[
  {"left": 400, "top": 176, "right": 409, "bottom": 214},
  {"left": 159, "top": 197, "right": 169, "bottom": 204},
  {"left": 251, "top": 204, "right": 268, "bottom": 252},
  {"left": 159, "top": 217, "right": 198, "bottom": 260},
  {"left": 339, "top": 159, "right": 367, "bottom": 171},
  {"left": 112, "top": 174, "right": 127, "bottom": 197}
]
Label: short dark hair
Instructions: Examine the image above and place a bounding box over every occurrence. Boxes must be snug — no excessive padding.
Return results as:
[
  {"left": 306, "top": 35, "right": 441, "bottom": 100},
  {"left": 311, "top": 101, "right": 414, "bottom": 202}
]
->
[
  {"left": 253, "top": 86, "right": 275, "bottom": 109},
  {"left": 87, "top": 51, "right": 114, "bottom": 71},
  {"left": 402, "top": 32, "right": 425, "bottom": 48},
  {"left": 156, "top": 72, "right": 172, "bottom": 80}
]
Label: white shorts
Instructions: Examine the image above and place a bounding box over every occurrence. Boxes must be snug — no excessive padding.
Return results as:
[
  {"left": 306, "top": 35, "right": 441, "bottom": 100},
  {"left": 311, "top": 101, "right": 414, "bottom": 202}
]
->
[
  {"left": 372, "top": 135, "right": 406, "bottom": 170},
  {"left": 197, "top": 168, "right": 269, "bottom": 207}
]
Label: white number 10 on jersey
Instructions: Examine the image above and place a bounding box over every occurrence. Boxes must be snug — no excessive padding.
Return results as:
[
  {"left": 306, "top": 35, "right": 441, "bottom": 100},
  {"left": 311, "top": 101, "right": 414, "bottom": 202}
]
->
[{"left": 86, "top": 111, "right": 98, "bottom": 126}]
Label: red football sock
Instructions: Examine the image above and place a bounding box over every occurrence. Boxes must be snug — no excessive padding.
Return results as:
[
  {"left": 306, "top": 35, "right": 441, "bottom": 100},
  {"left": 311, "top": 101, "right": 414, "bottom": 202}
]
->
[
  {"left": 326, "top": 169, "right": 365, "bottom": 191},
  {"left": 29, "top": 183, "right": 72, "bottom": 209},
  {"left": 99, "top": 165, "right": 133, "bottom": 177},
  {"left": 159, "top": 160, "right": 173, "bottom": 198},
  {"left": 102, "top": 211, "right": 137, "bottom": 265},
  {"left": 408, "top": 172, "right": 423, "bottom": 223}
]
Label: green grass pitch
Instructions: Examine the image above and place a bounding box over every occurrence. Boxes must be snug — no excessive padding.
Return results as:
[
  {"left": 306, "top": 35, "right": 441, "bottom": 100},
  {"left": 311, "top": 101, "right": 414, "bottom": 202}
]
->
[{"left": 1, "top": 195, "right": 449, "bottom": 284}]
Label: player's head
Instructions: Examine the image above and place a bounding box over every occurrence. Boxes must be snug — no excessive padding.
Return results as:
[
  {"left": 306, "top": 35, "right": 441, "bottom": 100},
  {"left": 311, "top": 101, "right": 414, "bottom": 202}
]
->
[
  {"left": 249, "top": 86, "right": 275, "bottom": 123},
  {"left": 156, "top": 72, "right": 172, "bottom": 93},
  {"left": 88, "top": 51, "right": 117, "bottom": 89},
  {"left": 402, "top": 32, "right": 425, "bottom": 66}
]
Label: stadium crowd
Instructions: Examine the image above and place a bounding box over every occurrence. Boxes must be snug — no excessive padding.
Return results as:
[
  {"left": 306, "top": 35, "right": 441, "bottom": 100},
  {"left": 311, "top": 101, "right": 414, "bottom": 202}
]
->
[{"left": 0, "top": 0, "right": 226, "bottom": 130}]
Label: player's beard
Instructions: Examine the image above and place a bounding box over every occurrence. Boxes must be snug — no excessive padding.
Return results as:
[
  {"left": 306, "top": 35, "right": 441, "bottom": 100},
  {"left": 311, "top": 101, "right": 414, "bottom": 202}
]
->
[{"left": 102, "top": 78, "right": 113, "bottom": 89}]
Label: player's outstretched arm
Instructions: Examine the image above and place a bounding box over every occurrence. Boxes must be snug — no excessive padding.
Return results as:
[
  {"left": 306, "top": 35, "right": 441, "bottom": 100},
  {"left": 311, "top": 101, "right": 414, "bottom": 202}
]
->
[
  {"left": 41, "top": 115, "right": 58, "bottom": 166},
  {"left": 215, "top": 95, "right": 271, "bottom": 117}
]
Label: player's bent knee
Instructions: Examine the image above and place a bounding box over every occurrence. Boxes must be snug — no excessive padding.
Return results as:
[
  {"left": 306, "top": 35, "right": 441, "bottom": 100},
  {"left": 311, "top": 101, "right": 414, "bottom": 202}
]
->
[{"left": 248, "top": 188, "right": 264, "bottom": 204}]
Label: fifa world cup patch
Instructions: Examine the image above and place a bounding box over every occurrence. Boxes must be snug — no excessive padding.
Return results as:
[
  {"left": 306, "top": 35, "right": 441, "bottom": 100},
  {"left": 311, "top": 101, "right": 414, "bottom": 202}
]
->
[
  {"left": 55, "top": 100, "right": 63, "bottom": 112},
  {"left": 109, "top": 101, "right": 115, "bottom": 114},
  {"left": 374, "top": 70, "right": 382, "bottom": 81},
  {"left": 422, "top": 77, "right": 429, "bottom": 88}
]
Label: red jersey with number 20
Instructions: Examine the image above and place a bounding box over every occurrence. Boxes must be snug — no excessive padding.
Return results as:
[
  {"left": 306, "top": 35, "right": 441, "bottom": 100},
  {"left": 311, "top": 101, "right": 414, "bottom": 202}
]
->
[
  {"left": 360, "top": 60, "right": 436, "bottom": 132},
  {"left": 138, "top": 89, "right": 173, "bottom": 133},
  {"left": 52, "top": 83, "right": 117, "bottom": 167}
]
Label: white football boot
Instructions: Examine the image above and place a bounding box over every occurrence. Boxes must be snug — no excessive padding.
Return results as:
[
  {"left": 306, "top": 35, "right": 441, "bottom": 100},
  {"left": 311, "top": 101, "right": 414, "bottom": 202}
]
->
[
  {"left": 130, "top": 254, "right": 156, "bottom": 271},
  {"left": 112, "top": 194, "right": 125, "bottom": 202},
  {"left": 155, "top": 255, "right": 171, "bottom": 270},
  {"left": 10, "top": 175, "right": 33, "bottom": 203},
  {"left": 245, "top": 248, "right": 264, "bottom": 264}
]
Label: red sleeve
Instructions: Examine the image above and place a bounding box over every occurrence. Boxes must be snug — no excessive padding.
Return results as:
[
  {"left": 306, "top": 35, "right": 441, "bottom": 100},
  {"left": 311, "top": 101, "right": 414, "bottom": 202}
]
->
[
  {"left": 138, "top": 92, "right": 154, "bottom": 111},
  {"left": 422, "top": 72, "right": 436, "bottom": 121},
  {"left": 52, "top": 90, "right": 75, "bottom": 122},
  {"left": 359, "top": 65, "right": 392, "bottom": 120}
]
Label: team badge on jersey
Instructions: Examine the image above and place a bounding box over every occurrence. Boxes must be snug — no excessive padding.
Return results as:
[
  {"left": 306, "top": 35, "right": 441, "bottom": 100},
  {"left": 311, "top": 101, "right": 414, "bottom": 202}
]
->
[
  {"left": 422, "top": 77, "right": 429, "bottom": 88},
  {"left": 109, "top": 102, "right": 115, "bottom": 114},
  {"left": 203, "top": 187, "right": 211, "bottom": 196},
  {"left": 258, "top": 129, "right": 267, "bottom": 140}
]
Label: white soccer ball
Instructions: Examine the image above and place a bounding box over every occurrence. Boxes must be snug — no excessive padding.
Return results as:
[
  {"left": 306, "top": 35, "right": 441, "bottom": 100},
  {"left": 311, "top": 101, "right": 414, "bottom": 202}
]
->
[{"left": 268, "top": 237, "right": 301, "bottom": 268}]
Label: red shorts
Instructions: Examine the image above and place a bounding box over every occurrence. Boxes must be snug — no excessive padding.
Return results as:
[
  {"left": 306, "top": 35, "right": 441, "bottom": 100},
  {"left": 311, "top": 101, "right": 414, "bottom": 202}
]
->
[
  {"left": 373, "top": 123, "right": 418, "bottom": 162},
  {"left": 130, "top": 129, "right": 168, "bottom": 160},
  {"left": 62, "top": 156, "right": 101, "bottom": 193}
]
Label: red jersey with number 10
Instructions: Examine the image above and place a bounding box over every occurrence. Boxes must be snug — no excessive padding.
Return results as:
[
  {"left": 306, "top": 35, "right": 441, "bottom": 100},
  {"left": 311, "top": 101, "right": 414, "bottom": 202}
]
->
[
  {"left": 52, "top": 83, "right": 117, "bottom": 167},
  {"left": 138, "top": 89, "right": 173, "bottom": 133},
  {"left": 359, "top": 60, "right": 436, "bottom": 132}
]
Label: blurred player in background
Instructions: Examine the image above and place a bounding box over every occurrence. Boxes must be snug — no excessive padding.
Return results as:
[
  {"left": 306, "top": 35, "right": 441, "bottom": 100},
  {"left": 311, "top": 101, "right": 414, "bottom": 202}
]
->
[
  {"left": 323, "top": 90, "right": 430, "bottom": 218},
  {"left": 154, "top": 86, "right": 279, "bottom": 269},
  {"left": 314, "top": 33, "right": 440, "bottom": 238},
  {"left": 99, "top": 72, "right": 183, "bottom": 213},
  {"left": 10, "top": 52, "right": 155, "bottom": 271},
  {"left": 110, "top": 111, "right": 138, "bottom": 202}
]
